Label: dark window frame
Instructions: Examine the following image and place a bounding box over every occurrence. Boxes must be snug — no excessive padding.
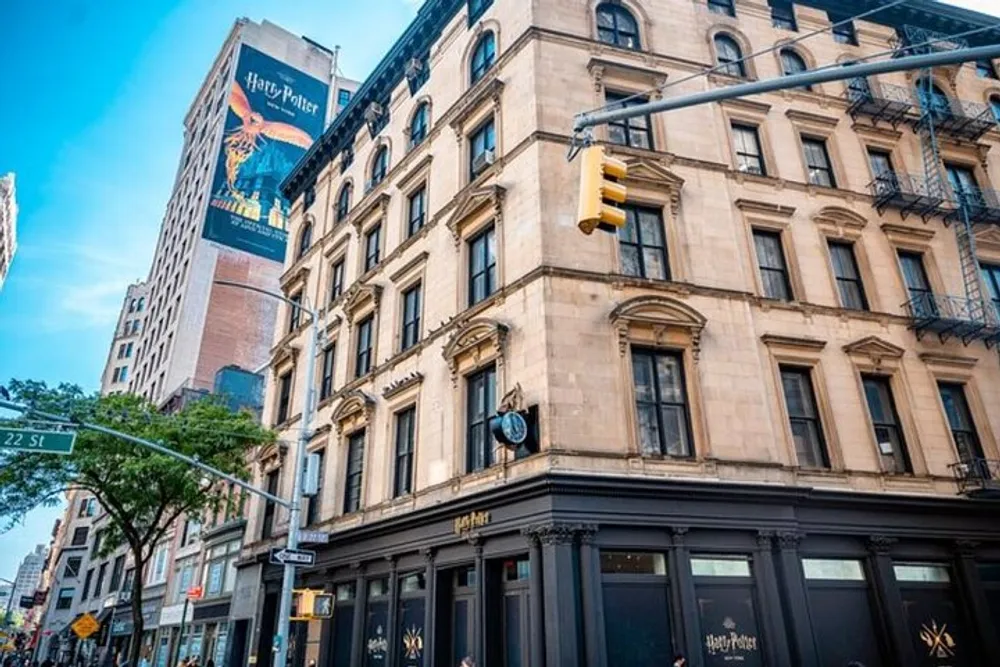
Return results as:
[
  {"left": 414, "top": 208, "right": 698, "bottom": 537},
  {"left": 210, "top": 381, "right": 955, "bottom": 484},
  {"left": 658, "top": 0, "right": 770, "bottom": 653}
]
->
[
  {"left": 596, "top": 2, "right": 640, "bottom": 50},
  {"left": 261, "top": 469, "right": 279, "bottom": 539},
  {"left": 370, "top": 146, "right": 389, "bottom": 187},
  {"left": 470, "top": 32, "right": 496, "bottom": 84},
  {"left": 336, "top": 183, "right": 352, "bottom": 223},
  {"left": 714, "top": 34, "right": 746, "bottom": 77},
  {"left": 861, "top": 374, "right": 912, "bottom": 474},
  {"left": 407, "top": 185, "right": 427, "bottom": 237},
  {"left": 937, "top": 383, "right": 985, "bottom": 464},
  {"left": 631, "top": 347, "right": 694, "bottom": 458},
  {"left": 393, "top": 406, "right": 417, "bottom": 497},
  {"left": 364, "top": 224, "right": 382, "bottom": 272},
  {"left": 276, "top": 371, "right": 293, "bottom": 425},
  {"left": 731, "top": 123, "right": 766, "bottom": 175},
  {"left": 288, "top": 291, "right": 303, "bottom": 334},
  {"left": 320, "top": 343, "right": 336, "bottom": 401},
  {"left": 779, "top": 365, "right": 830, "bottom": 468},
  {"left": 355, "top": 315, "right": 375, "bottom": 378},
  {"left": 469, "top": 116, "right": 497, "bottom": 179},
  {"left": 344, "top": 430, "right": 366, "bottom": 513},
  {"left": 467, "top": 0, "right": 494, "bottom": 25},
  {"left": 329, "top": 259, "right": 345, "bottom": 303},
  {"left": 769, "top": 0, "right": 797, "bottom": 30},
  {"left": 466, "top": 364, "right": 497, "bottom": 473},
  {"left": 409, "top": 103, "right": 429, "bottom": 148},
  {"left": 752, "top": 229, "right": 794, "bottom": 301},
  {"left": 802, "top": 136, "right": 837, "bottom": 188},
  {"left": 467, "top": 224, "right": 498, "bottom": 306},
  {"left": 605, "top": 91, "right": 654, "bottom": 150},
  {"left": 708, "top": 0, "right": 736, "bottom": 17},
  {"left": 401, "top": 283, "right": 422, "bottom": 351},
  {"left": 829, "top": 13, "right": 858, "bottom": 45},
  {"left": 827, "top": 241, "right": 869, "bottom": 310},
  {"left": 296, "top": 221, "right": 313, "bottom": 259},
  {"left": 618, "top": 204, "right": 670, "bottom": 280},
  {"left": 780, "top": 49, "right": 811, "bottom": 90}
]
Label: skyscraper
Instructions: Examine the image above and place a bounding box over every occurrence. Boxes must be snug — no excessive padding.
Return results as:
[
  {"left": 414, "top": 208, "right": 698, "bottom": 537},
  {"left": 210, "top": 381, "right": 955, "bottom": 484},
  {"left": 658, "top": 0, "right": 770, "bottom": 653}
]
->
[
  {"left": 120, "top": 18, "right": 357, "bottom": 406},
  {"left": 12, "top": 544, "right": 47, "bottom": 605},
  {"left": 0, "top": 172, "right": 18, "bottom": 291}
]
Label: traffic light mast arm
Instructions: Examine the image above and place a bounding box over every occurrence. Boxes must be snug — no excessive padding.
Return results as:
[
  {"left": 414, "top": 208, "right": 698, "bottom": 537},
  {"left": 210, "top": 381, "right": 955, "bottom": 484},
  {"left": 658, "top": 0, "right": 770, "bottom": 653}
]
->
[{"left": 573, "top": 43, "right": 1000, "bottom": 132}]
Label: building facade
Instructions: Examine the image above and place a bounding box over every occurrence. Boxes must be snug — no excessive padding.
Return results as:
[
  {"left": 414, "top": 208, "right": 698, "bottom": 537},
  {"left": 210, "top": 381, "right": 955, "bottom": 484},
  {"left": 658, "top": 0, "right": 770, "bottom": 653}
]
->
[
  {"left": 13, "top": 545, "right": 48, "bottom": 609},
  {"left": 241, "top": 1, "right": 1000, "bottom": 667},
  {"left": 100, "top": 283, "right": 150, "bottom": 395},
  {"left": 0, "top": 172, "right": 18, "bottom": 291}
]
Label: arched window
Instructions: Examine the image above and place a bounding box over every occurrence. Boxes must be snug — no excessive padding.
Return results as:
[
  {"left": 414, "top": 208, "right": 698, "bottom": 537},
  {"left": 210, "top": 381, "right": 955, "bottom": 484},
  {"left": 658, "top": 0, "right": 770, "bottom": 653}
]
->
[
  {"left": 470, "top": 32, "right": 496, "bottom": 84},
  {"left": 596, "top": 3, "right": 640, "bottom": 50},
  {"left": 370, "top": 146, "right": 389, "bottom": 187},
  {"left": 915, "top": 79, "right": 952, "bottom": 118},
  {"left": 779, "top": 48, "right": 811, "bottom": 90},
  {"left": 410, "top": 102, "right": 429, "bottom": 148},
  {"left": 714, "top": 34, "right": 745, "bottom": 78},
  {"left": 989, "top": 95, "right": 1000, "bottom": 122},
  {"left": 336, "top": 183, "right": 352, "bottom": 223},
  {"left": 296, "top": 221, "right": 313, "bottom": 259}
]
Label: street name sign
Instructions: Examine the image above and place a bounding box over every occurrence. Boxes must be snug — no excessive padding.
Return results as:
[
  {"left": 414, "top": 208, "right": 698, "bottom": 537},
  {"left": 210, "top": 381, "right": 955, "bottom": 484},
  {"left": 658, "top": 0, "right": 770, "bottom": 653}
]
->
[
  {"left": 0, "top": 427, "right": 76, "bottom": 455},
  {"left": 269, "top": 547, "right": 316, "bottom": 566},
  {"left": 71, "top": 612, "right": 100, "bottom": 639},
  {"left": 298, "top": 530, "right": 330, "bottom": 544}
]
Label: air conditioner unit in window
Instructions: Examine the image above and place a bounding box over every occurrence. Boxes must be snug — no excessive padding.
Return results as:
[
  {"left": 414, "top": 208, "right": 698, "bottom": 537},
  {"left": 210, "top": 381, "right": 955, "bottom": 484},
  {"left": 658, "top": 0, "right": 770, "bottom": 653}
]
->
[{"left": 472, "top": 149, "right": 496, "bottom": 175}]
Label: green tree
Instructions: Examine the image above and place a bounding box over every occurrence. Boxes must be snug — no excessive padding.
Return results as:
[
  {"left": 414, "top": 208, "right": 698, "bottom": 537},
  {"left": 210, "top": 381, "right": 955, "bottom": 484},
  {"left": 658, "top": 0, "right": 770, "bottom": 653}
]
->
[{"left": 0, "top": 380, "right": 274, "bottom": 666}]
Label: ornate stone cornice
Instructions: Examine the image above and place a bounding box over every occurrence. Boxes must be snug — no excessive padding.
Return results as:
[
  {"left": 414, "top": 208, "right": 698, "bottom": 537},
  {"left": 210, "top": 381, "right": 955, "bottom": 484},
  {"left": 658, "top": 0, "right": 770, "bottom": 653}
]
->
[
  {"left": 867, "top": 535, "right": 897, "bottom": 555},
  {"left": 382, "top": 371, "right": 424, "bottom": 400},
  {"left": 523, "top": 522, "right": 590, "bottom": 546}
]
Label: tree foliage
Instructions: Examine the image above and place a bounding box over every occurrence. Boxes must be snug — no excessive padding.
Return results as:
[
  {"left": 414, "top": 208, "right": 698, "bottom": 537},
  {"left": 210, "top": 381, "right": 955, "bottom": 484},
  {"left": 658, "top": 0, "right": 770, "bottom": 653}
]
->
[{"left": 0, "top": 379, "right": 274, "bottom": 665}]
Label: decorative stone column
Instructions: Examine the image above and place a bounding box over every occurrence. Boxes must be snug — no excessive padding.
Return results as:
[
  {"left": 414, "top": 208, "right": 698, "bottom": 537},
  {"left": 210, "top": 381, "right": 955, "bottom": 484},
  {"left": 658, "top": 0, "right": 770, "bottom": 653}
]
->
[
  {"left": 386, "top": 557, "right": 399, "bottom": 667},
  {"left": 577, "top": 525, "right": 605, "bottom": 667},
  {"left": 668, "top": 527, "right": 700, "bottom": 665},
  {"left": 952, "top": 540, "right": 1000, "bottom": 661},
  {"left": 773, "top": 532, "right": 818, "bottom": 667},
  {"left": 753, "top": 531, "right": 791, "bottom": 667},
  {"left": 421, "top": 547, "right": 437, "bottom": 667},
  {"left": 471, "top": 535, "right": 485, "bottom": 666},
  {"left": 350, "top": 563, "right": 365, "bottom": 667},
  {"left": 522, "top": 528, "right": 546, "bottom": 667},
  {"left": 532, "top": 523, "right": 583, "bottom": 667},
  {"left": 866, "top": 535, "right": 913, "bottom": 667}
]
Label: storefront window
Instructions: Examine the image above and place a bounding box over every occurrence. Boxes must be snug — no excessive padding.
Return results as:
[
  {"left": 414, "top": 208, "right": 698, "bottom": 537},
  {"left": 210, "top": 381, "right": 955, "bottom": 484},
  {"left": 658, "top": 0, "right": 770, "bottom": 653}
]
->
[
  {"left": 600, "top": 552, "right": 666, "bottom": 575},
  {"left": 336, "top": 583, "right": 356, "bottom": 601},
  {"left": 503, "top": 558, "right": 530, "bottom": 582},
  {"left": 398, "top": 574, "right": 426, "bottom": 667},
  {"left": 365, "top": 578, "right": 390, "bottom": 667},
  {"left": 893, "top": 563, "right": 950, "bottom": 583},
  {"left": 213, "top": 628, "right": 228, "bottom": 667},
  {"left": 154, "top": 635, "right": 170, "bottom": 667},
  {"left": 801, "top": 558, "right": 882, "bottom": 667},
  {"left": 691, "top": 556, "right": 752, "bottom": 577},
  {"left": 691, "top": 556, "right": 762, "bottom": 667},
  {"left": 802, "top": 558, "right": 865, "bottom": 581},
  {"left": 602, "top": 551, "right": 672, "bottom": 667}
]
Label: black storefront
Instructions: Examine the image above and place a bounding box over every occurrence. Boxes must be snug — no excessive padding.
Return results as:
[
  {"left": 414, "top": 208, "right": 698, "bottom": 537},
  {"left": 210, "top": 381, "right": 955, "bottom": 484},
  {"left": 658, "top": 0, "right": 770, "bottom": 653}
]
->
[{"left": 250, "top": 473, "right": 1000, "bottom": 667}]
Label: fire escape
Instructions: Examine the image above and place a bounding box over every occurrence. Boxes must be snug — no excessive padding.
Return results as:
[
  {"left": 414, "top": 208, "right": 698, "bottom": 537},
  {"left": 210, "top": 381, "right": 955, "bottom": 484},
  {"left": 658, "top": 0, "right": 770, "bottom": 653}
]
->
[{"left": 847, "top": 26, "right": 1000, "bottom": 497}]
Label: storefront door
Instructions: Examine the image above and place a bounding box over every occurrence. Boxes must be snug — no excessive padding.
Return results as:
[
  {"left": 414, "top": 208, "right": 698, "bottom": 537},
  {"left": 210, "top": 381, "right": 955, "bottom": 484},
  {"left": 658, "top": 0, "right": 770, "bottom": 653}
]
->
[
  {"left": 692, "top": 555, "right": 764, "bottom": 667},
  {"left": 894, "top": 562, "right": 972, "bottom": 667},
  {"left": 600, "top": 551, "right": 674, "bottom": 667},
  {"left": 801, "top": 558, "right": 885, "bottom": 667}
]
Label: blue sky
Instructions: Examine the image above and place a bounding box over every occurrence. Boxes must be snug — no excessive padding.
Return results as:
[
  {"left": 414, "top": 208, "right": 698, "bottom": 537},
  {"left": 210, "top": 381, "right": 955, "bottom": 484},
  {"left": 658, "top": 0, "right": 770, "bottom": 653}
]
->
[{"left": 0, "top": 0, "right": 994, "bottom": 580}]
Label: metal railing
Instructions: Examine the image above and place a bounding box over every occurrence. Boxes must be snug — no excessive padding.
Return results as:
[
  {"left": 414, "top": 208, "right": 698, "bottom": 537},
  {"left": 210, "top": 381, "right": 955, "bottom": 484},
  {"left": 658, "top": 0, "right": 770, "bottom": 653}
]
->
[
  {"left": 845, "top": 79, "right": 913, "bottom": 125},
  {"left": 945, "top": 185, "right": 1000, "bottom": 225},
  {"left": 902, "top": 292, "right": 1000, "bottom": 344},
  {"left": 868, "top": 171, "right": 945, "bottom": 218},
  {"left": 949, "top": 457, "right": 1000, "bottom": 497}
]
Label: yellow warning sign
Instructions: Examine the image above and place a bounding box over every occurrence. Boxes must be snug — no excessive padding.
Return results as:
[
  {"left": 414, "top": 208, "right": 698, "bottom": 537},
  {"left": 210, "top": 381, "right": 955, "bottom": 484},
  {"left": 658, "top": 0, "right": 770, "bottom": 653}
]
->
[{"left": 72, "top": 613, "right": 100, "bottom": 639}]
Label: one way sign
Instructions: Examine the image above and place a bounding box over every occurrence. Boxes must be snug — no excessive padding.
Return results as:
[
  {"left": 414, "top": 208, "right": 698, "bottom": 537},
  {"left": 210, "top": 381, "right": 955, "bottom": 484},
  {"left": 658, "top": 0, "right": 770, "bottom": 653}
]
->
[{"left": 269, "top": 547, "right": 316, "bottom": 567}]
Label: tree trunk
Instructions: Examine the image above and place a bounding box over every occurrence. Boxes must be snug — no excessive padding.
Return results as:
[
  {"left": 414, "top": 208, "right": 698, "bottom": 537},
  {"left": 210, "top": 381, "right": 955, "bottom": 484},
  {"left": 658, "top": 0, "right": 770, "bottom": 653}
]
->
[{"left": 127, "top": 555, "right": 146, "bottom": 667}]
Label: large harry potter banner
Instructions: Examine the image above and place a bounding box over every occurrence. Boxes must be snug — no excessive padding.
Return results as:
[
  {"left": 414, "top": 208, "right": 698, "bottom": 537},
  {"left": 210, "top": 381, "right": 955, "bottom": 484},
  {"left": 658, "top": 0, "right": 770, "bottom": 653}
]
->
[{"left": 202, "top": 44, "right": 328, "bottom": 262}]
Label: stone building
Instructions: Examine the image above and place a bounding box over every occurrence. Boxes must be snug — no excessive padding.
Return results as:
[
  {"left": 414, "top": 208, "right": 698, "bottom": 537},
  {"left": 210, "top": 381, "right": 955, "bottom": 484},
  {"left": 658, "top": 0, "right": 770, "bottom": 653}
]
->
[
  {"left": 100, "top": 282, "right": 150, "bottom": 395},
  {"left": 0, "top": 172, "right": 17, "bottom": 291},
  {"left": 240, "top": 1, "right": 1000, "bottom": 667}
]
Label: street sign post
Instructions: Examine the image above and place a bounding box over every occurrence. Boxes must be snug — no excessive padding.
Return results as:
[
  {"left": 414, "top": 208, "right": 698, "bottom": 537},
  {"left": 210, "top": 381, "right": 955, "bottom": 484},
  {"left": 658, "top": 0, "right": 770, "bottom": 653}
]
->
[
  {"left": 71, "top": 613, "right": 100, "bottom": 639},
  {"left": 0, "top": 428, "right": 76, "bottom": 455},
  {"left": 298, "top": 530, "right": 330, "bottom": 544},
  {"left": 269, "top": 547, "right": 316, "bottom": 567}
]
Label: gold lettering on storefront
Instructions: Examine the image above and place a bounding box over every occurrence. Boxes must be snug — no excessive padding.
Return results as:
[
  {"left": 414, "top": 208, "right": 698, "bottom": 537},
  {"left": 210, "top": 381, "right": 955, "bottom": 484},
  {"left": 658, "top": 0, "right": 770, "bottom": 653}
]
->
[
  {"left": 704, "top": 617, "right": 759, "bottom": 660},
  {"left": 453, "top": 511, "right": 491, "bottom": 535}
]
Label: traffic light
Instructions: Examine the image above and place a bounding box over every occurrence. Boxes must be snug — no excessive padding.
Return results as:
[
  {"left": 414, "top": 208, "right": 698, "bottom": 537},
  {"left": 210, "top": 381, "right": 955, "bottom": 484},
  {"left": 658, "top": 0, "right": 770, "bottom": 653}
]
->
[
  {"left": 577, "top": 145, "right": 628, "bottom": 235},
  {"left": 292, "top": 589, "right": 334, "bottom": 620}
]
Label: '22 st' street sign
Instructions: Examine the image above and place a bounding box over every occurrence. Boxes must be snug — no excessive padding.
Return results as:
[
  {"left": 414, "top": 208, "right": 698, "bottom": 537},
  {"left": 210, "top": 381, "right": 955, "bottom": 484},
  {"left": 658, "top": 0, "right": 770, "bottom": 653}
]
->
[{"left": 0, "top": 427, "right": 76, "bottom": 455}]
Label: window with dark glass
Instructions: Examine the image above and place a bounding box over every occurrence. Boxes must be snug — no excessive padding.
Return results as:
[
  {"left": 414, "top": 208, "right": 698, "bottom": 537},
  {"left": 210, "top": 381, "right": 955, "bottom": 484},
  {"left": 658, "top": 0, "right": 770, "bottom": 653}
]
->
[
  {"left": 606, "top": 92, "right": 653, "bottom": 150},
  {"left": 261, "top": 469, "right": 279, "bottom": 539},
  {"left": 976, "top": 58, "right": 999, "bottom": 79},
  {"left": 71, "top": 526, "right": 89, "bottom": 546},
  {"left": 344, "top": 430, "right": 365, "bottom": 513},
  {"left": 319, "top": 344, "right": 335, "bottom": 401},
  {"left": 938, "top": 383, "right": 985, "bottom": 464},
  {"left": 56, "top": 588, "right": 74, "bottom": 610},
  {"left": 829, "top": 13, "right": 858, "bottom": 45},
  {"left": 109, "top": 555, "right": 125, "bottom": 591},
  {"left": 780, "top": 49, "right": 811, "bottom": 90},
  {"left": 330, "top": 259, "right": 345, "bottom": 302},
  {"left": 341, "top": 146, "right": 354, "bottom": 173},
  {"left": 468, "top": 0, "right": 493, "bottom": 24},
  {"left": 981, "top": 263, "right": 1000, "bottom": 320},
  {"left": 64, "top": 557, "right": 82, "bottom": 578},
  {"left": 897, "top": 251, "right": 935, "bottom": 317},
  {"left": 370, "top": 147, "right": 388, "bottom": 187},
  {"left": 945, "top": 163, "right": 984, "bottom": 209},
  {"left": 990, "top": 95, "right": 1000, "bottom": 122},
  {"left": 601, "top": 552, "right": 672, "bottom": 667},
  {"left": 780, "top": 366, "right": 829, "bottom": 468},
  {"left": 94, "top": 563, "right": 107, "bottom": 597},
  {"left": 714, "top": 34, "right": 746, "bottom": 77},
  {"left": 862, "top": 375, "right": 911, "bottom": 474},
  {"left": 465, "top": 227, "right": 496, "bottom": 308},
  {"left": 364, "top": 224, "right": 381, "bottom": 272},
  {"left": 915, "top": 79, "right": 951, "bottom": 118},
  {"left": 469, "top": 117, "right": 496, "bottom": 178},
  {"left": 303, "top": 186, "right": 316, "bottom": 210},
  {"left": 288, "top": 291, "right": 303, "bottom": 333},
  {"left": 410, "top": 103, "right": 429, "bottom": 148},
  {"left": 708, "top": 0, "right": 735, "bottom": 16},
  {"left": 802, "top": 136, "right": 836, "bottom": 187},
  {"left": 393, "top": 406, "right": 416, "bottom": 497},
  {"left": 82, "top": 570, "right": 93, "bottom": 599},
  {"left": 296, "top": 221, "right": 312, "bottom": 259},
  {"left": 336, "top": 183, "right": 352, "bottom": 223},
  {"left": 401, "top": 283, "right": 422, "bottom": 351},
  {"left": 470, "top": 32, "right": 496, "bottom": 84},
  {"left": 305, "top": 448, "right": 324, "bottom": 525},
  {"left": 596, "top": 3, "right": 640, "bottom": 50},
  {"left": 828, "top": 241, "right": 868, "bottom": 310},
  {"left": 731, "top": 123, "right": 766, "bottom": 175},
  {"left": 631, "top": 348, "right": 692, "bottom": 457},
  {"left": 753, "top": 229, "right": 793, "bottom": 300},
  {"left": 769, "top": 0, "right": 797, "bottom": 30},
  {"left": 407, "top": 186, "right": 426, "bottom": 237},
  {"left": 466, "top": 364, "right": 497, "bottom": 473},
  {"left": 276, "top": 371, "right": 292, "bottom": 424},
  {"left": 355, "top": 315, "right": 374, "bottom": 378},
  {"left": 618, "top": 205, "right": 669, "bottom": 280},
  {"left": 867, "top": 149, "right": 894, "bottom": 179}
]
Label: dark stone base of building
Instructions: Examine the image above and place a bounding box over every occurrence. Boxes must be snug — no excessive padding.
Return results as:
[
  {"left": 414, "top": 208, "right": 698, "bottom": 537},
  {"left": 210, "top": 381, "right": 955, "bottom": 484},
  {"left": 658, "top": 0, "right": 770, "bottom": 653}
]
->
[{"left": 248, "top": 473, "right": 1000, "bottom": 667}]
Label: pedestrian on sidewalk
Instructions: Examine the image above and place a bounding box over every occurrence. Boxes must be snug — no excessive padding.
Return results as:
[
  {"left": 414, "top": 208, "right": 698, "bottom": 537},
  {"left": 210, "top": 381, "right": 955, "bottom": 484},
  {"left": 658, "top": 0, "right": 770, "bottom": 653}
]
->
[{"left": 673, "top": 655, "right": 687, "bottom": 667}]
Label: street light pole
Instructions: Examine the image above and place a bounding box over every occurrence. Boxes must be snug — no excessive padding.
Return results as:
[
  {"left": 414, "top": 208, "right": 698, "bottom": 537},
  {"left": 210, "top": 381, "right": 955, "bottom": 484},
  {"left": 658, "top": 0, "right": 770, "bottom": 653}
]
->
[{"left": 214, "top": 279, "right": 320, "bottom": 667}]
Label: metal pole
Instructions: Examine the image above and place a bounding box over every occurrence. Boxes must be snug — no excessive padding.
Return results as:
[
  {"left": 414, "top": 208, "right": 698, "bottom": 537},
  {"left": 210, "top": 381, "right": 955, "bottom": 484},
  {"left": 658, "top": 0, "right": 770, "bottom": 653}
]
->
[
  {"left": 2, "top": 579, "right": 14, "bottom": 628},
  {"left": 573, "top": 43, "right": 1000, "bottom": 131},
  {"left": 171, "top": 598, "right": 188, "bottom": 667},
  {"left": 213, "top": 280, "right": 319, "bottom": 667}
]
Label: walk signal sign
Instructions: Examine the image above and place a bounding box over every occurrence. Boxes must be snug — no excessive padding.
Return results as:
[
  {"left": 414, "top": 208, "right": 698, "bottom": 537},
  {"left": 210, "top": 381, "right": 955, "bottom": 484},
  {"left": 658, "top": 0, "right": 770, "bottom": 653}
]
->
[
  {"left": 291, "top": 589, "right": 334, "bottom": 620},
  {"left": 577, "top": 145, "right": 628, "bottom": 235}
]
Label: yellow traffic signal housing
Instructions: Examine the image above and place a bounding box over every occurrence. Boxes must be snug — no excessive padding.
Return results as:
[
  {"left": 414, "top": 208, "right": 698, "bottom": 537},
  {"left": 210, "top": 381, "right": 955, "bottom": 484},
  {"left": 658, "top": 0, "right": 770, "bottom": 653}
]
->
[
  {"left": 577, "top": 145, "right": 628, "bottom": 235},
  {"left": 291, "top": 588, "right": 334, "bottom": 620}
]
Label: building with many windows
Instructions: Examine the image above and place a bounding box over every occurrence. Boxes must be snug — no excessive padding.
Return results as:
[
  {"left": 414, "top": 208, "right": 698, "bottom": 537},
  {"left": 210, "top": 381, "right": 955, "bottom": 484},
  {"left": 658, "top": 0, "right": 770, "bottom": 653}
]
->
[
  {"left": 0, "top": 172, "right": 17, "bottom": 291},
  {"left": 100, "top": 282, "right": 150, "bottom": 395},
  {"left": 241, "top": 1, "right": 1000, "bottom": 667}
]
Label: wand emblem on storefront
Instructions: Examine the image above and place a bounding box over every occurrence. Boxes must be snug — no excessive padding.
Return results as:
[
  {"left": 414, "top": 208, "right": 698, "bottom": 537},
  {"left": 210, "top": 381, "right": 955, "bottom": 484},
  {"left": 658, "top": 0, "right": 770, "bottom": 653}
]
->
[
  {"left": 919, "top": 619, "right": 956, "bottom": 658},
  {"left": 402, "top": 626, "right": 423, "bottom": 659}
]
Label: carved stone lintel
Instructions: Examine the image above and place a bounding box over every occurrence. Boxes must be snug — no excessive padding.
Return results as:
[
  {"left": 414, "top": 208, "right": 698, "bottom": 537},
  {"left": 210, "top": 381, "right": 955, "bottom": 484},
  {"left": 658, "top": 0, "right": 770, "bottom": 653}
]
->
[
  {"left": 349, "top": 560, "right": 363, "bottom": 572},
  {"left": 420, "top": 546, "right": 436, "bottom": 563},
  {"left": 521, "top": 526, "right": 541, "bottom": 547},
  {"left": 867, "top": 535, "right": 897, "bottom": 555},
  {"left": 578, "top": 524, "right": 599, "bottom": 545},
  {"left": 523, "top": 522, "right": 586, "bottom": 546},
  {"left": 756, "top": 530, "right": 775, "bottom": 549},
  {"left": 670, "top": 526, "right": 689, "bottom": 547},
  {"left": 776, "top": 531, "right": 804, "bottom": 550}
]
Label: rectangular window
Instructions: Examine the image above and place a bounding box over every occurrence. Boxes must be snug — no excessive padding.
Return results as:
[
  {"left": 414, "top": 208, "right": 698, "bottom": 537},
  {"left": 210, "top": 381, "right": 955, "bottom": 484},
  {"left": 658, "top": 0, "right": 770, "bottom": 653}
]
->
[
  {"left": 365, "top": 224, "right": 381, "bottom": 272},
  {"left": 119, "top": 367, "right": 128, "bottom": 382},
  {"left": 802, "top": 137, "right": 836, "bottom": 187},
  {"left": 305, "top": 449, "right": 324, "bottom": 526},
  {"left": 619, "top": 205, "right": 669, "bottom": 280},
  {"left": 897, "top": 251, "right": 935, "bottom": 318},
  {"left": 118, "top": 344, "right": 126, "bottom": 359},
  {"left": 769, "top": 0, "right": 797, "bottom": 30},
  {"left": 753, "top": 229, "right": 793, "bottom": 301},
  {"left": 631, "top": 348, "right": 692, "bottom": 457},
  {"left": 94, "top": 563, "right": 107, "bottom": 597},
  {"left": 828, "top": 241, "right": 868, "bottom": 310},
  {"left": 708, "top": 0, "right": 736, "bottom": 17},
  {"left": 606, "top": 92, "right": 653, "bottom": 150},
  {"left": 690, "top": 556, "right": 752, "bottom": 577},
  {"left": 401, "top": 284, "right": 422, "bottom": 351},
  {"left": 276, "top": 371, "right": 292, "bottom": 425},
  {"left": 466, "top": 364, "right": 497, "bottom": 473},
  {"left": 344, "top": 430, "right": 366, "bottom": 513},
  {"left": 90, "top": 530, "right": 103, "bottom": 558},
  {"left": 829, "top": 13, "right": 858, "bottom": 45},
  {"left": 469, "top": 117, "right": 496, "bottom": 178},
  {"left": 394, "top": 407, "right": 417, "bottom": 497},
  {"left": 981, "top": 263, "right": 1000, "bottom": 319},
  {"left": 56, "top": 588, "right": 74, "bottom": 610},
  {"left": 468, "top": 225, "right": 497, "bottom": 306},
  {"left": 731, "top": 123, "right": 766, "bottom": 175},
  {"left": 407, "top": 186, "right": 426, "bottom": 237},
  {"left": 125, "top": 342, "right": 133, "bottom": 357},
  {"left": 780, "top": 366, "right": 829, "bottom": 468},
  {"left": 355, "top": 315, "right": 374, "bottom": 378},
  {"left": 802, "top": 559, "right": 866, "bottom": 581},
  {"left": 109, "top": 555, "right": 125, "bottom": 591},
  {"left": 261, "top": 469, "right": 279, "bottom": 539},
  {"left": 329, "top": 259, "right": 345, "bottom": 302},
  {"left": 288, "top": 291, "right": 303, "bottom": 333},
  {"left": 319, "top": 344, "right": 336, "bottom": 401},
  {"left": 867, "top": 149, "right": 894, "bottom": 178},
  {"left": 945, "top": 163, "right": 984, "bottom": 209},
  {"left": 937, "top": 383, "right": 984, "bottom": 463},
  {"left": 893, "top": 563, "right": 950, "bottom": 583},
  {"left": 64, "top": 557, "right": 83, "bottom": 578},
  {"left": 71, "top": 526, "right": 89, "bottom": 546},
  {"left": 82, "top": 569, "right": 93, "bottom": 599},
  {"left": 862, "top": 375, "right": 911, "bottom": 474},
  {"left": 600, "top": 552, "right": 667, "bottom": 575}
]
